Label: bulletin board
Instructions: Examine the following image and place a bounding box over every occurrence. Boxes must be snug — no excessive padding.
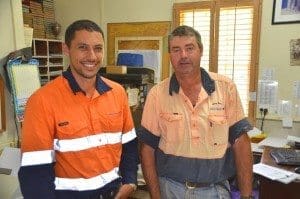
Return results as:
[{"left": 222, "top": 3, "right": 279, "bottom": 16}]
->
[
  {"left": 6, "top": 59, "right": 41, "bottom": 122},
  {"left": 107, "top": 21, "right": 172, "bottom": 81}
]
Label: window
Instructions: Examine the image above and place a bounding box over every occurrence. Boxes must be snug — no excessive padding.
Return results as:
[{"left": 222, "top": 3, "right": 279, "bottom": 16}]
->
[{"left": 173, "top": 0, "right": 262, "bottom": 124}]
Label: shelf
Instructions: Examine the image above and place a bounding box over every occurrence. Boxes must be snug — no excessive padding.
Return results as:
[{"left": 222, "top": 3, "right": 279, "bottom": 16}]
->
[
  {"left": 32, "top": 38, "right": 64, "bottom": 85},
  {"left": 33, "top": 55, "right": 48, "bottom": 58}
]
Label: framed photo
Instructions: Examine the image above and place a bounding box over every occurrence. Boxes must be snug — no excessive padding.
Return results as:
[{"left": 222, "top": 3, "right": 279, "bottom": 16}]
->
[
  {"left": 290, "top": 39, "right": 300, "bottom": 65},
  {"left": 272, "top": 0, "right": 300, "bottom": 24}
]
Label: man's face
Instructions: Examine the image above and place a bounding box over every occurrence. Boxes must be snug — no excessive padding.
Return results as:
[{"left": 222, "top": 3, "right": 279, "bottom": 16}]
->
[
  {"left": 64, "top": 30, "right": 104, "bottom": 81},
  {"left": 169, "top": 36, "right": 202, "bottom": 76}
]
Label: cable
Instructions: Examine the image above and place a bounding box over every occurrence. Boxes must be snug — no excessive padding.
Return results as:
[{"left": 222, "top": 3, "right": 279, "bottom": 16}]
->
[
  {"left": 259, "top": 108, "right": 264, "bottom": 130},
  {"left": 260, "top": 108, "right": 268, "bottom": 131}
]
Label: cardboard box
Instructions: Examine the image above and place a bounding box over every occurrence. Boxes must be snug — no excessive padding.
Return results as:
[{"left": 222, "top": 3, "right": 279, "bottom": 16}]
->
[{"left": 106, "top": 65, "right": 127, "bottom": 74}]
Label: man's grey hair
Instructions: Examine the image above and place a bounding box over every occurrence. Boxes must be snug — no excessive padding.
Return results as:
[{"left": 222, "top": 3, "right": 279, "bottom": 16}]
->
[{"left": 168, "top": 25, "right": 203, "bottom": 52}]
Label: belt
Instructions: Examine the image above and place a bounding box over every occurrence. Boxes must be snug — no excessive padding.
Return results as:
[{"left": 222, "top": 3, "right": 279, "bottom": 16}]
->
[{"left": 185, "top": 181, "right": 212, "bottom": 189}]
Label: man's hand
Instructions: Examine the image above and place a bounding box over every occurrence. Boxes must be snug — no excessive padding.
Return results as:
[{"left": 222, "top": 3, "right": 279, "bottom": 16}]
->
[{"left": 114, "top": 184, "right": 136, "bottom": 199}]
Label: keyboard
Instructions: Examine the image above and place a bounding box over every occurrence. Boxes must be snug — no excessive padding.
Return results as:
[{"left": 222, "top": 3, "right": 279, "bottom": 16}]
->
[{"left": 270, "top": 148, "right": 300, "bottom": 166}]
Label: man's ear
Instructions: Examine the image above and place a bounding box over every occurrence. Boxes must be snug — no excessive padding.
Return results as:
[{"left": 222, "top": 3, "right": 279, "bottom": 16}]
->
[{"left": 62, "top": 43, "right": 69, "bottom": 56}]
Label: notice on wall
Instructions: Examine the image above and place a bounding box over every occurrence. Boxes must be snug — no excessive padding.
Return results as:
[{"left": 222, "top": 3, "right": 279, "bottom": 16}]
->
[
  {"left": 293, "top": 80, "right": 300, "bottom": 100},
  {"left": 277, "top": 100, "right": 293, "bottom": 117},
  {"left": 261, "top": 68, "right": 275, "bottom": 80},
  {"left": 258, "top": 80, "right": 278, "bottom": 112}
]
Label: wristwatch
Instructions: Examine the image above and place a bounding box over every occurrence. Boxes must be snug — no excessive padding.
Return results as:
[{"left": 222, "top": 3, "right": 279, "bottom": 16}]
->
[
  {"left": 240, "top": 196, "right": 254, "bottom": 199},
  {"left": 127, "top": 183, "right": 137, "bottom": 191}
]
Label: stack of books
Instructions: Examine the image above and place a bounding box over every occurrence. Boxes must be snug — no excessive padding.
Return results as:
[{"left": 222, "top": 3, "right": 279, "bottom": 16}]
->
[
  {"left": 21, "top": 0, "right": 56, "bottom": 39},
  {"left": 22, "top": 0, "right": 32, "bottom": 27},
  {"left": 43, "top": 0, "right": 56, "bottom": 39},
  {"left": 30, "top": 1, "right": 45, "bottom": 38}
]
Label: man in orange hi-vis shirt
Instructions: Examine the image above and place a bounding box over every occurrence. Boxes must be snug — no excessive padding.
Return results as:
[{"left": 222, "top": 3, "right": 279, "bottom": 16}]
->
[
  {"left": 139, "top": 25, "right": 254, "bottom": 199},
  {"left": 18, "top": 20, "right": 138, "bottom": 199}
]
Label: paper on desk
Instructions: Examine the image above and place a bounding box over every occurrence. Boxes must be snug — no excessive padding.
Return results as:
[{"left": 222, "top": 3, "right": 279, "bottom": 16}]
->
[
  {"left": 287, "top": 135, "right": 300, "bottom": 143},
  {"left": 257, "top": 136, "right": 288, "bottom": 148},
  {"left": 0, "top": 147, "right": 21, "bottom": 177},
  {"left": 253, "top": 163, "right": 299, "bottom": 184},
  {"left": 251, "top": 143, "right": 263, "bottom": 153}
]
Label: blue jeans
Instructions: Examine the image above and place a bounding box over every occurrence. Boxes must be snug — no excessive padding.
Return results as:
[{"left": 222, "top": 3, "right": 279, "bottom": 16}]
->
[{"left": 159, "top": 177, "right": 231, "bottom": 199}]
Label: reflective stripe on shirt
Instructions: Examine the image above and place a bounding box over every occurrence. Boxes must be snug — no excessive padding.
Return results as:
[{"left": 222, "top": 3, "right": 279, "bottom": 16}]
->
[
  {"left": 54, "top": 132, "right": 123, "bottom": 152},
  {"left": 21, "top": 129, "right": 137, "bottom": 166},
  {"left": 21, "top": 150, "right": 55, "bottom": 166},
  {"left": 122, "top": 128, "right": 136, "bottom": 144},
  {"left": 55, "top": 167, "right": 120, "bottom": 191}
]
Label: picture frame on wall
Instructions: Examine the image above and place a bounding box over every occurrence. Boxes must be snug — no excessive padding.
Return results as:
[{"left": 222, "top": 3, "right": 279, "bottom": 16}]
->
[
  {"left": 290, "top": 39, "right": 300, "bottom": 66},
  {"left": 272, "top": 0, "right": 300, "bottom": 24}
]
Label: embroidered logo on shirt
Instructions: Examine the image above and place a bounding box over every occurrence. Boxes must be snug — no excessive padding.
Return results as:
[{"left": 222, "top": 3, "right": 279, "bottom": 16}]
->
[
  {"left": 210, "top": 102, "right": 225, "bottom": 111},
  {"left": 58, "top": 121, "right": 69, "bottom": 126}
]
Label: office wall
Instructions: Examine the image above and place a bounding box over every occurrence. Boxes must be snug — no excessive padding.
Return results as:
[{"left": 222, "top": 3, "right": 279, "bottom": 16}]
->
[
  {"left": 260, "top": 0, "right": 300, "bottom": 116},
  {"left": 0, "top": 0, "right": 23, "bottom": 150},
  {"left": 54, "top": 0, "right": 103, "bottom": 41},
  {"left": 258, "top": 0, "right": 300, "bottom": 137}
]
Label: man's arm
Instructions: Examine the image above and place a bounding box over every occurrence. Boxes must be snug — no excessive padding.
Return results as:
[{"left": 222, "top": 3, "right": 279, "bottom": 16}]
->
[
  {"left": 232, "top": 133, "right": 253, "bottom": 197},
  {"left": 119, "top": 138, "right": 139, "bottom": 183},
  {"left": 140, "top": 143, "right": 161, "bottom": 199},
  {"left": 118, "top": 137, "right": 139, "bottom": 198},
  {"left": 18, "top": 93, "right": 56, "bottom": 199},
  {"left": 18, "top": 163, "right": 56, "bottom": 199}
]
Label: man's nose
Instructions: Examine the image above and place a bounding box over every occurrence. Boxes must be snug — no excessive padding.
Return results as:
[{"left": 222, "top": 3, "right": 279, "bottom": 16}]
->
[
  {"left": 87, "top": 49, "right": 97, "bottom": 59},
  {"left": 179, "top": 49, "right": 188, "bottom": 57}
]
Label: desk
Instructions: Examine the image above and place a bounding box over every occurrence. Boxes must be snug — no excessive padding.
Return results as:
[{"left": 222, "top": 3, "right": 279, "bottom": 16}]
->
[{"left": 258, "top": 147, "right": 300, "bottom": 199}]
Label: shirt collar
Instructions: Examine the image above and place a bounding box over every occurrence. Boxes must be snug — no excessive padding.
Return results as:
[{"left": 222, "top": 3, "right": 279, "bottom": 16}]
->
[
  {"left": 169, "top": 67, "right": 215, "bottom": 96},
  {"left": 62, "top": 67, "right": 112, "bottom": 95}
]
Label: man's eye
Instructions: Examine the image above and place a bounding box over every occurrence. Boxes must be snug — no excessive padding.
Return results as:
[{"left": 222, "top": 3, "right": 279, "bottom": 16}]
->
[
  {"left": 78, "top": 45, "right": 88, "bottom": 50},
  {"left": 171, "top": 48, "right": 180, "bottom": 53},
  {"left": 94, "top": 46, "right": 103, "bottom": 52},
  {"left": 186, "top": 46, "right": 194, "bottom": 52}
]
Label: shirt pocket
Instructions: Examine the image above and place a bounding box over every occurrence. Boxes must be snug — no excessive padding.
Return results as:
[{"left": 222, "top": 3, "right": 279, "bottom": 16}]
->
[
  {"left": 102, "top": 111, "right": 123, "bottom": 132},
  {"left": 56, "top": 119, "right": 89, "bottom": 140},
  {"left": 159, "top": 112, "right": 184, "bottom": 143},
  {"left": 207, "top": 114, "right": 228, "bottom": 147}
]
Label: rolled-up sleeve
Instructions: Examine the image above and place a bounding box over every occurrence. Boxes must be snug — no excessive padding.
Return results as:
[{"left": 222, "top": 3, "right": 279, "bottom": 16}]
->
[
  {"left": 137, "top": 126, "right": 160, "bottom": 149},
  {"left": 229, "top": 118, "right": 253, "bottom": 145}
]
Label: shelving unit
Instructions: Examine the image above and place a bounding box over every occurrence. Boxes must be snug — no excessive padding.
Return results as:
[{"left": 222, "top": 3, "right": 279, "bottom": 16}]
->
[{"left": 32, "top": 38, "right": 64, "bottom": 85}]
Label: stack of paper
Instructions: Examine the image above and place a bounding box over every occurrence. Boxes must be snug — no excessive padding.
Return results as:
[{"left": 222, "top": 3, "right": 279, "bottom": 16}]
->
[
  {"left": 247, "top": 127, "right": 262, "bottom": 138},
  {"left": 253, "top": 163, "right": 300, "bottom": 184},
  {"left": 287, "top": 135, "right": 300, "bottom": 143},
  {"left": 257, "top": 136, "right": 289, "bottom": 148}
]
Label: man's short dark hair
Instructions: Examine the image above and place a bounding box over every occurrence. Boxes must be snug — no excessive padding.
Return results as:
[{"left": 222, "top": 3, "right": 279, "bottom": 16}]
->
[
  {"left": 168, "top": 25, "right": 203, "bottom": 52},
  {"left": 65, "top": 19, "right": 104, "bottom": 47}
]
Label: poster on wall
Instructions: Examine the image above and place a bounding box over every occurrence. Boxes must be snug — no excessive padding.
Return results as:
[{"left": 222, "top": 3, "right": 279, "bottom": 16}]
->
[
  {"left": 290, "top": 39, "right": 300, "bottom": 65},
  {"left": 272, "top": 0, "right": 300, "bottom": 24}
]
